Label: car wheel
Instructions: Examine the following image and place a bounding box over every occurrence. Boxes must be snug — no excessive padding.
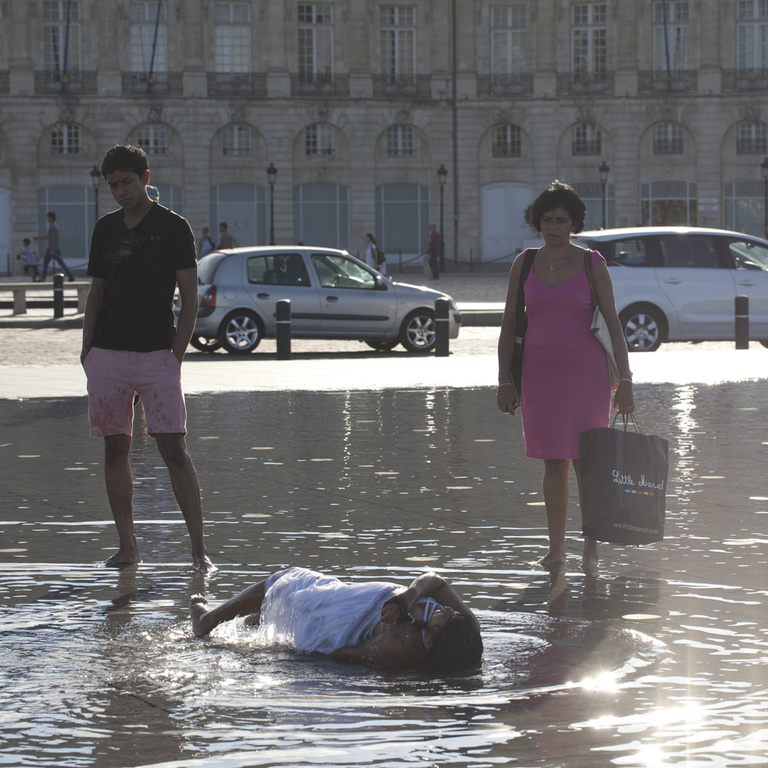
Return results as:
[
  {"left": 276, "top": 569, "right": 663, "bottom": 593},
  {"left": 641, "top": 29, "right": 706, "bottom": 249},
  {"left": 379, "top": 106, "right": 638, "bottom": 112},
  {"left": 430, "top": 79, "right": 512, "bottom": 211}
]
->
[
  {"left": 190, "top": 335, "right": 222, "bottom": 353},
  {"left": 620, "top": 304, "right": 665, "bottom": 352},
  {"left": 399, "top": 309, "right": 436, "bottom": 353},
  {"left": 219, "top": 310, "right": 263, "bottom": 354},
  {"left": 365, "top": 339, "right": 399, "bottom": 351}
]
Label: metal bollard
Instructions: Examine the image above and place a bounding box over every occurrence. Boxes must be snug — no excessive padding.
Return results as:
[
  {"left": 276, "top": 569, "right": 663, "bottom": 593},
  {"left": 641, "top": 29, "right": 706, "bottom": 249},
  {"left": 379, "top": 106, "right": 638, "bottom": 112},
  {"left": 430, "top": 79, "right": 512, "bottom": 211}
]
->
[
  {"left": 53, "top": 272, "right": 64, "bottom": 318},
  {"left": 435, "top": 298, "right": 449, "bottom": 357},
  {"left": 276, "top": 299, "right": 292, "bottom": 360},
  {"left": 735, "top": 295, "right": 749, "bottom": 350}
]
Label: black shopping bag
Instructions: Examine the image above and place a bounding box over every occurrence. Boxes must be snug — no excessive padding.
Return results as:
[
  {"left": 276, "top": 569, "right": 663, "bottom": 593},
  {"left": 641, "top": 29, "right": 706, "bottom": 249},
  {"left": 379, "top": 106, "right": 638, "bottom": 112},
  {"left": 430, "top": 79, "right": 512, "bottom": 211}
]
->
[{"left": 580, "top": 418, "right": 669, "bottom": 545}]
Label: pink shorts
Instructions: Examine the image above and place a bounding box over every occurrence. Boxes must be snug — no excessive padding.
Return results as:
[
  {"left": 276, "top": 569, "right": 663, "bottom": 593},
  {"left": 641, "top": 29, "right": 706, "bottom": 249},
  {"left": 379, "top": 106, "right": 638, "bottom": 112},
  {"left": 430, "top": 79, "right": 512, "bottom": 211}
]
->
[{"left": 84, "top": 347, "right": 187, "bottom": 437}]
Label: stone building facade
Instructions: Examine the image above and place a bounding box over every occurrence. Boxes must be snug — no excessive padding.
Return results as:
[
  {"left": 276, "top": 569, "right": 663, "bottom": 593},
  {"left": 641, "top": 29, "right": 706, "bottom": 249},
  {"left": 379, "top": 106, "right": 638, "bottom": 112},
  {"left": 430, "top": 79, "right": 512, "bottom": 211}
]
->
[{"left": 1, "top": 0, "right": 767, "bottom": 274}]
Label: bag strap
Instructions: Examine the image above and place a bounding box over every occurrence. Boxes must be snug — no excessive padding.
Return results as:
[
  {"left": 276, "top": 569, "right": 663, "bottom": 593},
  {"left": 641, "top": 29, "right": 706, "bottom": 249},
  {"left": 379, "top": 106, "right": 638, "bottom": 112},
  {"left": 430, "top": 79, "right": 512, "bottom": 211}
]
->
[
  {"left": 583, "top": 249, "right": 599, "bottom": 308},
  {"left": 611, "top": 412, "right": 641, "bottom": 432},
  {"left": 514, "top": 248, "right": 538, "bottom": 331}
]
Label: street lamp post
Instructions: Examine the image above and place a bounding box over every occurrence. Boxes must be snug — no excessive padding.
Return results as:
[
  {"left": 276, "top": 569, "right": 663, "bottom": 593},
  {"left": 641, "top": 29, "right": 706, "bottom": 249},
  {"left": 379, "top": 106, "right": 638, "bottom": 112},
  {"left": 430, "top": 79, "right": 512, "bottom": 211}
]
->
[
  {"left": 599, "top": 161, "right": 609, "bottom": 229},
  {"left": 761, "top": 157, "right": 768, "bottom": 239},
  {"left": 437, "top": 164, "right": 447, "bottom": 271},
  {"left": 89, "top": 164, "right": 101, "bottom": 222},
  {"left": 267, "top": 163, "right": 277, "bottom": 245}
]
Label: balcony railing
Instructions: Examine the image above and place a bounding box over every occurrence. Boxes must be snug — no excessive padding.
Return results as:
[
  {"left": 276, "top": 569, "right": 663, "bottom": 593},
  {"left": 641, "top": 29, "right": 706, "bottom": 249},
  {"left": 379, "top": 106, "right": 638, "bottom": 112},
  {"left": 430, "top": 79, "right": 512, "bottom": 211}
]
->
[
  {"left": 122, "top": 71, "right": 183, "bottom": 96},
  {"left": 207, "top": 72, "right": 267, "bottom": 98},
  {"left": 34, "top": 70, "right": 97, "bottom": 95},
  {"left": 290, "top": 73, "right": 349, "bottom": 97},
  {"left": 477, "top": 73, "right": 534, "bottom": 98},
  {"left": 557, "top": 71, "right": 614, "bottom": 96},
  {"left": 638, "top": 69, "right": 697, "bottom": 94},
  {"left": 372, "top": 74, "right": 432, "bottom": 98},
  {"left": 722, "top": 69, "right": 768, "bottom": 92}
]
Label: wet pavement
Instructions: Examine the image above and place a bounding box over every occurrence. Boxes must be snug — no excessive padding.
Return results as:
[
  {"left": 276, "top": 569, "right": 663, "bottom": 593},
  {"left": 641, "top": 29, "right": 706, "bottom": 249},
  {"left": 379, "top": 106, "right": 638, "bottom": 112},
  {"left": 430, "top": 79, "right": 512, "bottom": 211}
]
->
[{"left": 2, "top": 270, "right": 768, "bottom": 766}]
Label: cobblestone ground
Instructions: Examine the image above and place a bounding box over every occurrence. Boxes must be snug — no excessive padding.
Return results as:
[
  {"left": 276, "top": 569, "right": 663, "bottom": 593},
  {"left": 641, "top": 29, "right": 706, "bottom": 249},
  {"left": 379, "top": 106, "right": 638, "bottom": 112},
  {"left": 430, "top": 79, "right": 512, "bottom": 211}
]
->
[{"left": 0, "top": 271, "right": 510, "bottom": 367}]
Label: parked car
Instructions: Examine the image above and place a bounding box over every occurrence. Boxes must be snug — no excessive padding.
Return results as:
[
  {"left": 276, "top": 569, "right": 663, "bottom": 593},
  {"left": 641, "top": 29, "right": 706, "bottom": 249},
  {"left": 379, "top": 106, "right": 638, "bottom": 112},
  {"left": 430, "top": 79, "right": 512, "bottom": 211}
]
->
[
  {"left": 572, "top": 226, "right": 768, "bottom": 351},
  {"left": 185, "top": 246, "right": 461, "bottom": 354}
]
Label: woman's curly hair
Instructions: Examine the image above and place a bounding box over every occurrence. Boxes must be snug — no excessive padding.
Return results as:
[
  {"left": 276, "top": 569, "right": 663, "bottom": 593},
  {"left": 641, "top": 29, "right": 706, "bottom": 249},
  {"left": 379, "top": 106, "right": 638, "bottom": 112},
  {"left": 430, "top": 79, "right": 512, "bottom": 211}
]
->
[{"left": 530, "top": 180, "right": 587, "bottom": 234}]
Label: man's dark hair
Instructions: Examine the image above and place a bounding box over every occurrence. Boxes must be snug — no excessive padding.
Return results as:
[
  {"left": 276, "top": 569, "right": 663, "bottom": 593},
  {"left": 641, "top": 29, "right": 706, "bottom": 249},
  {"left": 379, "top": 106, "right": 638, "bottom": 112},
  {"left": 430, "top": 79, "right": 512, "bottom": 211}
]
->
[
  {"left": 100, "top": 144, "right": 150, "bottom": 179},
  {"left": 530, "top": 180, "right": 587, "bottom": 234},
  {"left": 425, "top": 613, "right": 483, "bottom": 673},
  {"left": 46, "top": 211, "right": 56, "bottom": 221}
]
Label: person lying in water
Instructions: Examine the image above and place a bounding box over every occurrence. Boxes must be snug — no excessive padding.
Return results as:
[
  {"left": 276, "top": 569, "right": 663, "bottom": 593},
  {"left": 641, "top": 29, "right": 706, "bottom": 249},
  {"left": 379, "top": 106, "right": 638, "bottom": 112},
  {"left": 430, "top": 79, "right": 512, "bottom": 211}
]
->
[{"left": 189, "top": 567, "right": 482, "bottom": 672}]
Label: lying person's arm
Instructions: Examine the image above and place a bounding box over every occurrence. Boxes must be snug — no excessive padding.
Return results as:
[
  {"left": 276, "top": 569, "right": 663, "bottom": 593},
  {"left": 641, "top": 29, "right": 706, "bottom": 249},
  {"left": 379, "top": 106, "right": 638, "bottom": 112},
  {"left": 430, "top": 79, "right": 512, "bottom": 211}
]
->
[{"left": 333, "top": 621, "right": 427, "bottom": 669}]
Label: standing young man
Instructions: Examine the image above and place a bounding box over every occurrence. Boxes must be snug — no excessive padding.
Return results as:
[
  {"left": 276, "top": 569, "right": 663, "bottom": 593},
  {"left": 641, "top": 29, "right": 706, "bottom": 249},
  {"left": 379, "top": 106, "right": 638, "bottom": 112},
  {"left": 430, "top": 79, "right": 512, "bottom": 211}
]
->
[{"left": 81, "top": 144, "right": 213, "bottom": 572}]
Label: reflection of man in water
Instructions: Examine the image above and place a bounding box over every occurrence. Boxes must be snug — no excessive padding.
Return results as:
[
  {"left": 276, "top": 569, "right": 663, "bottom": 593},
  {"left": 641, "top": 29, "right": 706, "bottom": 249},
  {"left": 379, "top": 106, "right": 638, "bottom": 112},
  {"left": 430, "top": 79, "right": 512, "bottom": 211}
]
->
[{"left": 190, "top": 567, "right": 482, "bottom": 672}]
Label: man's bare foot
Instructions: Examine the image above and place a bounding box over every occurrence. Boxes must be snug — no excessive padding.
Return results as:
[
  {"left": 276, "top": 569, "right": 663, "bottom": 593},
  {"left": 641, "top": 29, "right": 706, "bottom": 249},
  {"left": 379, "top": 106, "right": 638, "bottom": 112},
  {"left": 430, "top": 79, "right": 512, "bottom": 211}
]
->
[
  {"left": 190, "top": 594, "right": 213, "bottom": 636},
  {"left": 193, "top": 553, "right": 216, "bottom": 574},
  {"left": 103, "top": 548, "right": 141, "bottom": 568}
]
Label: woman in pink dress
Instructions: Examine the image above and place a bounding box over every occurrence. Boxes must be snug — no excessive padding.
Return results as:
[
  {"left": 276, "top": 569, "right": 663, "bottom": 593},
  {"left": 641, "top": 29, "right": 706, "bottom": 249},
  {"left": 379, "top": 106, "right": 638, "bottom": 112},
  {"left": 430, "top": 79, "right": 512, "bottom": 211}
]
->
[{"left": 496, "top": 181, "right": 634, "bottom": 575}]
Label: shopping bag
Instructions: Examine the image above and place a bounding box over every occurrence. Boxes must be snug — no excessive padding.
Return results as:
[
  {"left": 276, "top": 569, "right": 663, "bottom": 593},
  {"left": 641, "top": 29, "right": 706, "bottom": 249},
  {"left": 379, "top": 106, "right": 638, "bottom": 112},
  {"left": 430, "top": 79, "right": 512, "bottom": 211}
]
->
[{"left": 580, "top": 417, "right": 668, "bottom": 545}]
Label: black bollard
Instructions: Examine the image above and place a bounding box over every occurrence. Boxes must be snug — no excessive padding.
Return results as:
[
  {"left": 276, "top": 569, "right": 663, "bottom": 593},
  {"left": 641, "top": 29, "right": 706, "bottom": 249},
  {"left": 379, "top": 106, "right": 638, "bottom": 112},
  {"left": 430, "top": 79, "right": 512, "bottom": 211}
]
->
[
  {"left": 53, "top": 272, "right": 64, "bottom": 318},
  {"left": 276, "top": 299, "right": 291, "bottom": 360},
  {"left": 735, "top": 295, "right": 749, "bottom": 350},
  {"left": 435, "top": 298, "right": 449, "bottom": 357}
]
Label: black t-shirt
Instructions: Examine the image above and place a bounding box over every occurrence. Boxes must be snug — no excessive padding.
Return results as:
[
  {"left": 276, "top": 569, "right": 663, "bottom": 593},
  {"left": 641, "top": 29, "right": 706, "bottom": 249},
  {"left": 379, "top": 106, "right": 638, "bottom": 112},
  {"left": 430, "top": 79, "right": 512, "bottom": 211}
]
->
[{"left": 88, "top": 203, "right": 197, "bottom": 351}]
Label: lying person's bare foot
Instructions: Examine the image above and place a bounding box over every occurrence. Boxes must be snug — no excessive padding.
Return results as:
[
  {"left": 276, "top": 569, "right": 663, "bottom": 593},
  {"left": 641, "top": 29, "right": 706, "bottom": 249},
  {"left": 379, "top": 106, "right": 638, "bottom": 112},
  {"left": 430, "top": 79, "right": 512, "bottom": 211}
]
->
[
  {"left": 244, "top": 611, "right": 261, "bottom": 627},
  {"left": 190, "top": 594, "right": 213, "bottom": 636}
]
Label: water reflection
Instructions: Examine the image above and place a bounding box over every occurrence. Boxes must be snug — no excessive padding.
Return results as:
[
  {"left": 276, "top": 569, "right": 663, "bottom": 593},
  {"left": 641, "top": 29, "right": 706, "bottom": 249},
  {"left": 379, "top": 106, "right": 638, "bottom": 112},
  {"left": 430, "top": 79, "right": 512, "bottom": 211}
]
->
[{"left": 1, "top": 382, "right": 767, "bottom": 766}]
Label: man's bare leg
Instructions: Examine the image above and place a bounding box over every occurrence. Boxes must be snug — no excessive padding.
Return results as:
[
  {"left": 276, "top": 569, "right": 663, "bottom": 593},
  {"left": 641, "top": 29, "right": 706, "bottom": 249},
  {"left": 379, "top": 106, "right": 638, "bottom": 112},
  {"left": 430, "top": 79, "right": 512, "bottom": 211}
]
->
[
  {"left": 190, "top": 580, "right": 269, "bottom": 637},
  {"left": 103, "top": 434, "right": 141, "bottom": 567},
  {"left": 156, "top": 433, "right": 214, "bottom": 573}
]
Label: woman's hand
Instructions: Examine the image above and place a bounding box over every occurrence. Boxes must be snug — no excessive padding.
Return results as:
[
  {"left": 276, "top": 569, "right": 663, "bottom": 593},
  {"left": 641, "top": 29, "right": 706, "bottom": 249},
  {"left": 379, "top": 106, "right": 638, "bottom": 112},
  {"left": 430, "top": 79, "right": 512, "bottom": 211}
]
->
[
  {"left": 497, "top": 383, "right": 519, "bottom": 415},
  {"left": 613, "top": 379, "right": 635, "bottom": 414}
]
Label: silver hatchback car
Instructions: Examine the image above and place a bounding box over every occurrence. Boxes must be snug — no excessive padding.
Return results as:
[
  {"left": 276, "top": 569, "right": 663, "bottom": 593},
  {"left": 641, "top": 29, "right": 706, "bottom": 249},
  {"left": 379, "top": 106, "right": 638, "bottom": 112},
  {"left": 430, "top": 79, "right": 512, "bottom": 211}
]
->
[{"left": 188, "top": 246, "right": 461, "bottom": 354}]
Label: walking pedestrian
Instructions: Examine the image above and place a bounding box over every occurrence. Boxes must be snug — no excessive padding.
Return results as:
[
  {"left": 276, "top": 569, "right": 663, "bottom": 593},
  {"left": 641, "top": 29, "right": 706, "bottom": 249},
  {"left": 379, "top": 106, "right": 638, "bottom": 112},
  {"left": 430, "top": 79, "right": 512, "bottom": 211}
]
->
[
  {"left": 422, "top": 223, "right": 441, "bottom": 280},
  {"left": 36, "top": 211, "right": 75, "bottom": 282}
]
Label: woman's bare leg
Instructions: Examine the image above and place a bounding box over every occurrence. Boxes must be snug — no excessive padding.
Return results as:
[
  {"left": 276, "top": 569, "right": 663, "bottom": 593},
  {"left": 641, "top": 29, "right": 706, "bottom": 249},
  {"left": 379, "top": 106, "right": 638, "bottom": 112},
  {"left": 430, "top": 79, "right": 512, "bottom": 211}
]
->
[
  {"left": 573, "top": 459, "right": 599, "bottom": 575},
  {"left": 540, "top": 459, "right": 570, "bottom": 566}
]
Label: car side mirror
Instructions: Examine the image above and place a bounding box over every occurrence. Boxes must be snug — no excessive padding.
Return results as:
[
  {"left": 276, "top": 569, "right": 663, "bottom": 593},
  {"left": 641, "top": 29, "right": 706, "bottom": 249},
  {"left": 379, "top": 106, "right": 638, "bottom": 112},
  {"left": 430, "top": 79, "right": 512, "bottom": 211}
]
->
[{"left": 374, "top": 274, "right": 388, "bottom": 290}]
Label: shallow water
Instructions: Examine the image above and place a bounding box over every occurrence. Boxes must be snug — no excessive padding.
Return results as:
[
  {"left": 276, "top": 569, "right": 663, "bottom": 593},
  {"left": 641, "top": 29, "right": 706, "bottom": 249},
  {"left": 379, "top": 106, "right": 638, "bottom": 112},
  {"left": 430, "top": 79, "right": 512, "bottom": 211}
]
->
[{"left": 1, "top": 384, "right": 767, "bottom": 767}]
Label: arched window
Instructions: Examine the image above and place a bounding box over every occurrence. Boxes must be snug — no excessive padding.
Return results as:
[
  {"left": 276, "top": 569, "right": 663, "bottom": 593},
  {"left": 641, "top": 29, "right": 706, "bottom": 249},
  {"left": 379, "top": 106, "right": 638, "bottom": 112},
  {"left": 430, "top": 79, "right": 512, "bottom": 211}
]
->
[
  {"left": 50, "top": 122, "right": 81, "bottom": 154},
  {"left": 572, "top": 123, "right": 601, "bottom": 155},
  {"left": 737, "top": 121, "right": 767, "bottom": 154},
  {"left": 654, "top": 122, "right": 684, "bottom": 154},
  {"left": 136, "top": 123, "right": 168, "bottom": 155},
  {"left": 305, "top": 123, "right": 335, "bottom": 156},
  {"left": 223, "top": 124, "right": 253, "bottom": 156},
  {"left": 493, "top": 124, "right": 521, "bottom": 157},
  {"left": 387, "top": 125, "right": 415, "bottom": 156}
]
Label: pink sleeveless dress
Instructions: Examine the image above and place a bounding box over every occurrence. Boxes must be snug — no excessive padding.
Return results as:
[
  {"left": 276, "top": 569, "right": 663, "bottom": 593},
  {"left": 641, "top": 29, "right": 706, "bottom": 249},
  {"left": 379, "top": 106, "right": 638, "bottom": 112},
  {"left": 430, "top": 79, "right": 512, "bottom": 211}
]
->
[{"left": 520, "top": 250, "right": 611, "bottom": 459}]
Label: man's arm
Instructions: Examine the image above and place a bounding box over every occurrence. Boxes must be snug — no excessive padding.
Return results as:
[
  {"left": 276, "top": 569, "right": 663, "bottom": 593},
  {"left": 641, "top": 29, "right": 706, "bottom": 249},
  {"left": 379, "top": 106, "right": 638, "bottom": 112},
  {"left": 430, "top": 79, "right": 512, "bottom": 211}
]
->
[
  {"left": 333, "top": 623, "right": 426, "bottom": 669},
  {"left": 173, "top": 266, "right": 199, "bottom": 363},
  {"left": 81, "top": 277, "right": 106, "bottom": 364}
]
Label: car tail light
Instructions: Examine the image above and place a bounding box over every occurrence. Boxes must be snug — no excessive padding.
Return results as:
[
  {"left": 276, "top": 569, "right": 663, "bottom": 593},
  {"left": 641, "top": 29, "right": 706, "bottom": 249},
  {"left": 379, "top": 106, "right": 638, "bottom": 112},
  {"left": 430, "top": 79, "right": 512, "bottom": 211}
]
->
[{"left": 200, "top": 285, "right": 217, "bottom": 308}]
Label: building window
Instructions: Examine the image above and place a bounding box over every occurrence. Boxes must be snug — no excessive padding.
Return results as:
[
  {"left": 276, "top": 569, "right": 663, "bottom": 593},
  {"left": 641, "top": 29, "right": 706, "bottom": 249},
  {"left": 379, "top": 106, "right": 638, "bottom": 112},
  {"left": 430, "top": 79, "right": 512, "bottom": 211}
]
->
[
  {"left": 572, "top": 123, "right": 602, "bottom": 155},
  {"left": 493, "top": 124, "right": 522, "bottom": 157},
  {"left": 298, "top": 4, "right": 333, "bottom": 83},
  {"left": 737, "top": 120, "right": 768, "bottom": 153},
  {"left": 130, "top": 0, "right": 167, "bottom": 73},
  {"left": 223, "top": 124, "right": 253, "bottom": 156},
  {"left": 136, "top": 124, "right": 168, "bottom": 155},
  {"left": 572, "top": 4, "right": 607, "bottom": 82},
  {"left": 215, "top": 2, "right": 251, "bottom": 73},
  {"left": 387, "top": 125, "right": 415, "bottom": 156},
  {"left": 380, "top": 5, "right": 415, "bottom": 83},
  {"left": 43, "top": 0, "right": 81, "bottom": 75},
  {"left": 738, "top": 1, "right": 768, "bottom": 74},
  {"left": 490, "top": 6, "right": 526, "bottom": 77},
  {"left": 50, "top": 122, "right": 81, "bottom": 154},
  {"left": 306, "top": 123, "right": 335, "bottom": 156},
  {"left": 652, "top": 2, "right": 689, "bottom": 72},
  {"left": 641, "top": 179, "right": 698, "bottom": 225},
  {"left": 654, "top": 122, "right": 684, "bottom": 154}
]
